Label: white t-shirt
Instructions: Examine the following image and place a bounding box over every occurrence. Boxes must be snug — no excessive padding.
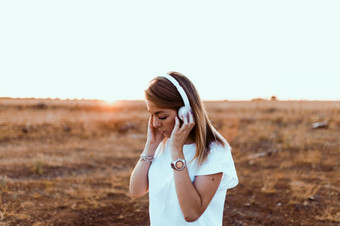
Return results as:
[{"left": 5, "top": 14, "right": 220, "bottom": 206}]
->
[{"left": 148, "top": 140, "right": 238, "bottom": 226}]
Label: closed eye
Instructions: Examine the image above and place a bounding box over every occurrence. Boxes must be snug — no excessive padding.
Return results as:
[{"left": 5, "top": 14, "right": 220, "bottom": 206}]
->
[{"left": 158, "top": 116, "right": 167, "bottom": 120}]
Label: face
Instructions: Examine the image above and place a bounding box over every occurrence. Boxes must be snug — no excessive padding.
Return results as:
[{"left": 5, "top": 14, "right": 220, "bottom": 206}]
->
[{"left": 146, "top": 101, "right": 177, "bottom": 138}]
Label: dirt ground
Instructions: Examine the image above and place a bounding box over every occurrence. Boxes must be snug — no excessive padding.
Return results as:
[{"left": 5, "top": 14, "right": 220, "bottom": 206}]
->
[{"left": 0, "top": 98, "right": 339, "bottom": 225}]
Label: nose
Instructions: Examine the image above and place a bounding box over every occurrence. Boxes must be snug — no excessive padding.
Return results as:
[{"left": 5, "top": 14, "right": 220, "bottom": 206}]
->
[{"left": 152, "top": 117, "right": 161, "bottom": 128}]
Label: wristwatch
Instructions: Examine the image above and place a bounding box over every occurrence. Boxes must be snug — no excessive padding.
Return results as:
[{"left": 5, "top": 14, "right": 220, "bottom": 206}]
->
[{"left": 171, "top": 159, "right": 186, "bottom": 171}]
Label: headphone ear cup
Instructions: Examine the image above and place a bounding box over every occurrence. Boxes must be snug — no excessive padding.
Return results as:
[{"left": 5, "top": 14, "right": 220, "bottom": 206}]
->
[{"left": 178, "top": 106, "right": 191, "bottom": 121}]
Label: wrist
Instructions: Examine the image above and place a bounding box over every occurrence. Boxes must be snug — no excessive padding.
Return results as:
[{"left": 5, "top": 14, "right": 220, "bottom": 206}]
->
[
  {"left": 144, "top": 143, "right": 158, "bottom": 155},
  {"left": 170, "top": 148, "right": 184, "bottom": 160}
]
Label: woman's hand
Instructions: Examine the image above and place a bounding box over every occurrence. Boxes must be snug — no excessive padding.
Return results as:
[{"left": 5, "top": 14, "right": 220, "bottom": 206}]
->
[
  {"left": 169, "top": 112, "right": 195, "bottom": 157},
  {"left": 145, "top": 116, "right": 164, "bottom": 152}
]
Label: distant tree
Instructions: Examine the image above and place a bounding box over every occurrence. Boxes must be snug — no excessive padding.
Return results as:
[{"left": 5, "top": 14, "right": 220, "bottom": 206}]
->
[{"left": 270, "top": 96, "right": 277, "bottom": 101}]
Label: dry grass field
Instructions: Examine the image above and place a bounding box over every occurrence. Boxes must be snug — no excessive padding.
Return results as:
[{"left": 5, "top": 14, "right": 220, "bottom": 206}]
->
[{"left": 0, "top": 98, "right": 339, "bottom": 225}]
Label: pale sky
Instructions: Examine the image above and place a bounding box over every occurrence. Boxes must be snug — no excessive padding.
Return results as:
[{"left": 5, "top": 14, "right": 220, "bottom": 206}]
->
[{"left": 1, "top": 1, "right": 339, "bottom": 101}]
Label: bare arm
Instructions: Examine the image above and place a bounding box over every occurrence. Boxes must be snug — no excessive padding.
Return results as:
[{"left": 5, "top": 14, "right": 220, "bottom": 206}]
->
[
  {"left": 129, "top": 116, "right": 164, "bottom": 198},
  {"left": 169, "top": 114, "right": 222, "bottom": 222},
  {"left": 171, "top": 150, "right": 222, "bottom": 222},
  {"left": 129, "top": 144, "right": 155, "bottom": 198}
]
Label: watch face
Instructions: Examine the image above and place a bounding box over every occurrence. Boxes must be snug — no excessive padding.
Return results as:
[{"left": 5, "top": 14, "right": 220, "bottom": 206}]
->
[
  {"left": 175, "top": 160, "right": 184, "bottom": 169},
  {"left": 171, "top": 159, "right": 186, "bottom": 171}
]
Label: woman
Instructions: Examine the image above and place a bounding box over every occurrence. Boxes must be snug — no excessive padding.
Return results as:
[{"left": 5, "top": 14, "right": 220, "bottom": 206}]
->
[{"left": 129, "top": 71, "right": 238, "bottom": 225}]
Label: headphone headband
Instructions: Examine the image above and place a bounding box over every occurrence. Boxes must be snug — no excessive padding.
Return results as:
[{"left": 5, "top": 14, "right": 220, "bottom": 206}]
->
[{"left": 162, "top": 74, "right": 190, "bottom": 108}]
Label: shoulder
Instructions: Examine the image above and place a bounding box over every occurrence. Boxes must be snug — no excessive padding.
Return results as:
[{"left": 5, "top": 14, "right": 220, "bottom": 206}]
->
[
  {"left": 207, "top": 141, "right": 231, "bottom": 160},
  {"left": 196, "top": 141, "right": 230, "bottom": 173},
  {"left": 196, "top": 141, "right": 238, "bottom": 189}
]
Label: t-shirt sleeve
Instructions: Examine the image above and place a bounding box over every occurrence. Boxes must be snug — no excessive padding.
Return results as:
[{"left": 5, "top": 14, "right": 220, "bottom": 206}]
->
[{"left": 196, "top": 142, "right": 238, "bottom": 190}]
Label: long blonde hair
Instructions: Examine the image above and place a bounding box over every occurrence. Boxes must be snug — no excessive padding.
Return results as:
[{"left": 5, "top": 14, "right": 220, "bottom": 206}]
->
[{"left": 145, "top": 71, "right": 226, "bottom": 165}]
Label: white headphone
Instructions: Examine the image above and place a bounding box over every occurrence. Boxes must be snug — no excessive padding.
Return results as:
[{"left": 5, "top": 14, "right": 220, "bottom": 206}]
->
[{"left": 162, "top": 74, "right": 192, "bottom": 120}]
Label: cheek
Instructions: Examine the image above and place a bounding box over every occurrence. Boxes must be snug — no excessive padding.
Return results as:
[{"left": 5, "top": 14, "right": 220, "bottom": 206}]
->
[{"left": 166, "top": 116, "right": 176, "bottom": 130}]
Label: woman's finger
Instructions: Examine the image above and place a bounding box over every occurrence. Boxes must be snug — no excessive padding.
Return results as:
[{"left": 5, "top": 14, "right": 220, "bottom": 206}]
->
[
  {"left": 181, "top": 113, "right": 189, "bottom": 130},
  {"left": 178, "top": 112, "right": 194, "bottom": 135},
  {"left": 184, "top": 113, "right": 189, "bottom": 124},
  {"left": 171, "top": 116, "right": 180, "bottom": 137},
  {"left": 189, "top": 111, "right": 195, "bottom": 126},
  {"left": 148, "top": 116, "right": 152, "bottom": 127},
  {"left": 174, "top": 116, "right": 180, "bottom": 130}
]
